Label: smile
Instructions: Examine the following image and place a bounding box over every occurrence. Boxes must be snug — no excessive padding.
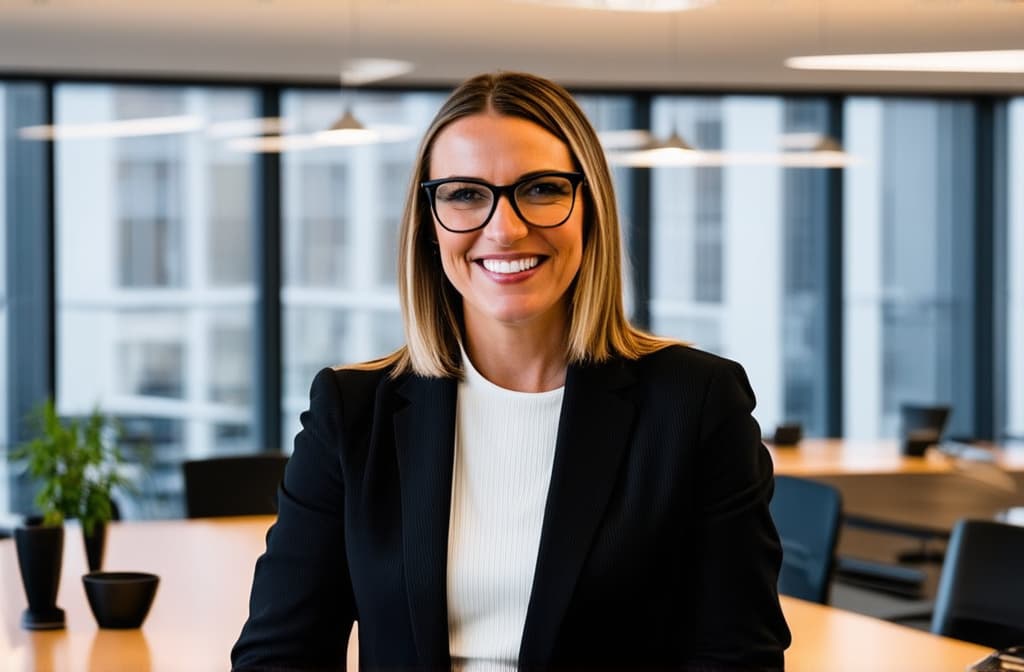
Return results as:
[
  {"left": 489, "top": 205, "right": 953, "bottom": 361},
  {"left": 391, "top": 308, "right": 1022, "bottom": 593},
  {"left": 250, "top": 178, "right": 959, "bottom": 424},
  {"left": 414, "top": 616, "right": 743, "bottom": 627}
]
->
[{"left": 479, "top": 256, "right": 541, "bottom": 274}]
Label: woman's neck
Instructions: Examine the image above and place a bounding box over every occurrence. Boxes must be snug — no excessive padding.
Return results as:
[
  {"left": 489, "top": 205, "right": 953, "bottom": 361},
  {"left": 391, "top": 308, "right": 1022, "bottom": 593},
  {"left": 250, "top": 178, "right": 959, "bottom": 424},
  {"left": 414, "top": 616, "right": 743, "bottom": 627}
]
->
[{"left": 462, "top": 319, "right": 569, "bottom": 393}]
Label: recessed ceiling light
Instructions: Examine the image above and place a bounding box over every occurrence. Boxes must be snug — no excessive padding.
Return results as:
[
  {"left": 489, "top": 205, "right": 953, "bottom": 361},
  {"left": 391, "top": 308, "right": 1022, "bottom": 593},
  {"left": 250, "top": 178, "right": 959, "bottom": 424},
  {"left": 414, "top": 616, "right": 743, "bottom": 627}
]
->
[
  {"left": 339, "top": 58, "right": 415, "bottom": 86},
  {"left": 607, "top": 146, "right": 860, "bottom": 168},
  {"left": 19, "top": 115, "right": 203, "bottom": 140},
  {"left": 206, "top": 117, "right": 286, "bottom": 138},
  {"left": 786, "top": 50, "right": 1024, "bottom": 73}
]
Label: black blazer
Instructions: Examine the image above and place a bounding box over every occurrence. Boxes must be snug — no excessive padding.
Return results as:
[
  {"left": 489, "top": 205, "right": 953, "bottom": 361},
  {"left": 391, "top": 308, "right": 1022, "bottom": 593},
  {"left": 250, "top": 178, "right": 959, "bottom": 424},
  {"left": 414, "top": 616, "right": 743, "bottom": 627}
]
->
[{"left": 232, "top": 345, "right": 791, "bottom": 671}]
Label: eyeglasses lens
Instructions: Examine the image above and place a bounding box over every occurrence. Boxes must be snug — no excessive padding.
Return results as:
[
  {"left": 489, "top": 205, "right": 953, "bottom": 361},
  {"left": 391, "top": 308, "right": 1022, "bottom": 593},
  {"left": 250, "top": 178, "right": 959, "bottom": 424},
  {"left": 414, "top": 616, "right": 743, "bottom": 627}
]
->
[{"left": 433, "top": 175, "right": 575, "bottom": 231}]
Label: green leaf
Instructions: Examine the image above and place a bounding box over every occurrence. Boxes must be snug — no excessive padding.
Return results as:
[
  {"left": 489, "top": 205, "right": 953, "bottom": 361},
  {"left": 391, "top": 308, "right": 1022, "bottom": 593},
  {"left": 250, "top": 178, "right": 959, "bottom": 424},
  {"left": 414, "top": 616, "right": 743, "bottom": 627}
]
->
[{"left": 9, "top": 398, "right": 147, "bottom": 528}]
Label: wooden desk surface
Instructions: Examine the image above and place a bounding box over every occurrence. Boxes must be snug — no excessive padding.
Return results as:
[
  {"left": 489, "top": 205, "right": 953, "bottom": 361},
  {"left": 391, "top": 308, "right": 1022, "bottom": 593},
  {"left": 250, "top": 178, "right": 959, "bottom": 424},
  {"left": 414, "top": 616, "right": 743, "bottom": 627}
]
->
[
  {"left": 0, "top": 516, "right": 993, "bottom": 671},
  {"left": 769, "top": 438, "right": 1024, "bottom": 477},
  {"left": 769, "top": 439, "right": 1024, "bottom": 535}
]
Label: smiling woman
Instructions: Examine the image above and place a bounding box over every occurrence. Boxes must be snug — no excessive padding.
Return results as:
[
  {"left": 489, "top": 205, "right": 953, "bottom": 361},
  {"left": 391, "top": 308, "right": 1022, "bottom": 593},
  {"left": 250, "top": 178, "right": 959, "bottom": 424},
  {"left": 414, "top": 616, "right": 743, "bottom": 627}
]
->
[{"left": 232, "top": 71, "right": 790, "bottom": 672}]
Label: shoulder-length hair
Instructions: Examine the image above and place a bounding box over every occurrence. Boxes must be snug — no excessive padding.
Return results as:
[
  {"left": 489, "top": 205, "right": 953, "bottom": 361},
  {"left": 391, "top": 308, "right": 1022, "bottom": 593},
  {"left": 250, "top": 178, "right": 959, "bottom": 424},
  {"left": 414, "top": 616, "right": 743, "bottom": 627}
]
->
[{"left": 357, "top": 71, "right": 672, "bottom": 378}]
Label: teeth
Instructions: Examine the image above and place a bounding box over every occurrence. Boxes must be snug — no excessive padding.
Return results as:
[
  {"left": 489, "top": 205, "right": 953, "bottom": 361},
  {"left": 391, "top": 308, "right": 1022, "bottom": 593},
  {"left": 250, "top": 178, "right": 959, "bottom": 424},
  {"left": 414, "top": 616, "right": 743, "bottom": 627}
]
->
[{"left": 481, "top": 257, "right": 539, "bottom": 274}]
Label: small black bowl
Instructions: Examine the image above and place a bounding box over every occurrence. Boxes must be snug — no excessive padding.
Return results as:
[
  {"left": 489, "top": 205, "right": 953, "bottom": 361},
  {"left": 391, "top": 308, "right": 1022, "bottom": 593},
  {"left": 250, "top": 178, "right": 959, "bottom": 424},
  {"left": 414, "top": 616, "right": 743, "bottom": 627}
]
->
[{"left": 82, "top": 571, "right": 159, "bottom": 629}]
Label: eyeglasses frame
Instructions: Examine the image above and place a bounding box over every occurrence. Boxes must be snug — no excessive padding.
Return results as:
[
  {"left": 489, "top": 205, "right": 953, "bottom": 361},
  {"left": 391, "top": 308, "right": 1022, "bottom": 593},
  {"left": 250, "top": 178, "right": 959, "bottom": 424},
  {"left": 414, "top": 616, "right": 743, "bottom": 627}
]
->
[{"left": 420, "top": 170, "right": 586, "bottom": 233}]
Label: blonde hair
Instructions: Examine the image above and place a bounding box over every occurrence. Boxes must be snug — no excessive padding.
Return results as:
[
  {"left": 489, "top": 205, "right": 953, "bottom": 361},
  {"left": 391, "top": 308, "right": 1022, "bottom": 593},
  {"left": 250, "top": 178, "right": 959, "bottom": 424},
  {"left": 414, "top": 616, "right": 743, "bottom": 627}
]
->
[{"left": 354, "top": 71, "right": 673, "bottom": 378}]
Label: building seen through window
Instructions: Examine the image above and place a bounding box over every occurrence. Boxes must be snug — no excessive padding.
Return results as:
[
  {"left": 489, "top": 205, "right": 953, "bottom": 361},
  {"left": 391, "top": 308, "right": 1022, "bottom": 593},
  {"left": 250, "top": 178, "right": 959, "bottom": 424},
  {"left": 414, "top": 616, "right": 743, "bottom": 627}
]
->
[
  {"left": 2, "top": 80, "right": 49, "bottom": 517},
  {"left": 280, "top": 90, "right": 446, "bottom": 448},
  {"left": 843, "top": 98, "right": 976, "bottom": 439},
  {"left": 55, "top": 84, "right": 259, "bottom": 517},
  {"left": 0, "top": 83, "right": 8, "bottom": 516},
  {"left": 649, "top": 96, "right": 831, "bottom": 438},
  {"left": 1005, "top": 99, "right": 1024, "bottom": 441}
]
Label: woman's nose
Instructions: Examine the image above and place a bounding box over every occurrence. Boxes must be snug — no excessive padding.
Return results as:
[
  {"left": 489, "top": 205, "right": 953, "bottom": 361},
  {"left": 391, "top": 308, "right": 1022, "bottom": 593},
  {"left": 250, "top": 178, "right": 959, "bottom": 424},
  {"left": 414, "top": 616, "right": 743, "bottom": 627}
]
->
[{"left": 483, "top": 195, "right": 529, "bottom": 246}]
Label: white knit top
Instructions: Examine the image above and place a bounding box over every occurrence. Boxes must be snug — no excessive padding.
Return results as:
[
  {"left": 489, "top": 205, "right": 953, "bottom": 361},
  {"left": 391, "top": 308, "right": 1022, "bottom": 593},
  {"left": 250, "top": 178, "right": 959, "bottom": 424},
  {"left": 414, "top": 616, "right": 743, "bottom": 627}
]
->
[{"left": 447, "top": 353, "right": 563, "bottom": 672}]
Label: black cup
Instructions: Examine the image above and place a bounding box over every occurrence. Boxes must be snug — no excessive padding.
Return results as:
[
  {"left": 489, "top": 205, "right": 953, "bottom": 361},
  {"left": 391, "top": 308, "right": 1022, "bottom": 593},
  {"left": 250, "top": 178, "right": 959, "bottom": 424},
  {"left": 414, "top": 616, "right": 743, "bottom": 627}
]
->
[{"left": 82, "top": 572, "right": 159, "bottom": 629}]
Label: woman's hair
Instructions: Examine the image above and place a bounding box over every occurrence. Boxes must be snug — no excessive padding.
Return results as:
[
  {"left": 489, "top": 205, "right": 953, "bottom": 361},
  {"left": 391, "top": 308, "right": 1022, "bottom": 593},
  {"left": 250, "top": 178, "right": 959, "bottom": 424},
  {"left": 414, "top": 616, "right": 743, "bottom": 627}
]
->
[{"left": 356, "top": 71, "right": 672, "bottom": 378}]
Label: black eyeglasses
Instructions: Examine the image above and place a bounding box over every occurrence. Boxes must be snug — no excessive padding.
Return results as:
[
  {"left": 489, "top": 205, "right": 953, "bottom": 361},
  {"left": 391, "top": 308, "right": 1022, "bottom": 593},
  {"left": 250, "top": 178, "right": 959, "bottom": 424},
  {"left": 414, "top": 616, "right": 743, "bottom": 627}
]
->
[{"left": 420, "top": 171, "right": 585, "bottom": 233}]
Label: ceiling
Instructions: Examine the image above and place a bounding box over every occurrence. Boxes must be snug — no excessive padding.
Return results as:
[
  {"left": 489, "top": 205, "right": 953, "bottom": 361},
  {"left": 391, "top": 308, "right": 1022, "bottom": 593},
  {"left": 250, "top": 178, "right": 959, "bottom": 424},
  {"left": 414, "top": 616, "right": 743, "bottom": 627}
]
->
[{"left": 1, "top": 0, "right": 1023, "bottom": 94}]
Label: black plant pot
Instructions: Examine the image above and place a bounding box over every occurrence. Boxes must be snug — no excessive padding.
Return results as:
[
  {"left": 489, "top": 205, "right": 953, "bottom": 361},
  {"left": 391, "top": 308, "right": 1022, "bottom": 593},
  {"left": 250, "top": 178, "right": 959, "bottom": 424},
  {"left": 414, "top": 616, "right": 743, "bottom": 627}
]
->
[
  {"left": 13, "top": 523, "right": 66, "bottom": 630},
  {"left": 83, "top": 522, "right": 107, "bottom": 572}
]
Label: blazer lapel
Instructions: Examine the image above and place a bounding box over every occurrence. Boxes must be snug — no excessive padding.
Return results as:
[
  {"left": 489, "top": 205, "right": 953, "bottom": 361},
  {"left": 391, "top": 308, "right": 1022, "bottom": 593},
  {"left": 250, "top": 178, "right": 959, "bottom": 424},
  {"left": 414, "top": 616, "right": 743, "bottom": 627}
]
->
[
  {"left": 394, "top": 374, "right": 458, "bottom": 665},
  {"left": 519, "top": 358, "right": 637, "bottom": 667}
]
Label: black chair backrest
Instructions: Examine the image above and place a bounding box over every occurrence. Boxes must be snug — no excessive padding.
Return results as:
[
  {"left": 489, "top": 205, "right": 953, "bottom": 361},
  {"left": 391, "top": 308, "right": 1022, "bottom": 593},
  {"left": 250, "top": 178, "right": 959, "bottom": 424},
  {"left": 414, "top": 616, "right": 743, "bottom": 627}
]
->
[
  {"left": 900, "top": 404, "right": 951, "bottom": 442},
  {"left": 772, "top": 423, "right": 803, "bottom": 446},
  {"left": 769, "top": 475, "right": 843, "bottom": 604},
  {"left": 931, "top": 519, "right": 1024, "bottom": 649},
  {"left": 183, "top": 454, "right": 288, "bottom": 519}
]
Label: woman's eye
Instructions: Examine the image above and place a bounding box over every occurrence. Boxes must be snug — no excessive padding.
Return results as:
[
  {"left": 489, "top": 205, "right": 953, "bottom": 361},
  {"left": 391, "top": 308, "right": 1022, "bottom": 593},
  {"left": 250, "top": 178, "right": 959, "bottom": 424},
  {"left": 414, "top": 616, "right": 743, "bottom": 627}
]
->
[
  {"left": 522, "top": 179, "right": 571, "bottom": 199},
  {"left": 438, "top": 185, "right": 489, "bottom": 204}
]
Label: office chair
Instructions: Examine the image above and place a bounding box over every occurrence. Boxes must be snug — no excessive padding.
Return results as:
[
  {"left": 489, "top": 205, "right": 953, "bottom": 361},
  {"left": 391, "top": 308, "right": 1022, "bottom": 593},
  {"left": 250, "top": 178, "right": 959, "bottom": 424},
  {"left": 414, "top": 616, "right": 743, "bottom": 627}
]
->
[
  {"left": 899, "top": 403, "right": 951, "bottom": 445},
  {"left": 769, "top": 475, "right": 843, "bottom": 604},
  {"left": 182, "top": 454, "right": 288, "bottom": 519},
  {"left": 931, "top": 519, "right": 1024, "bottom": 649}
]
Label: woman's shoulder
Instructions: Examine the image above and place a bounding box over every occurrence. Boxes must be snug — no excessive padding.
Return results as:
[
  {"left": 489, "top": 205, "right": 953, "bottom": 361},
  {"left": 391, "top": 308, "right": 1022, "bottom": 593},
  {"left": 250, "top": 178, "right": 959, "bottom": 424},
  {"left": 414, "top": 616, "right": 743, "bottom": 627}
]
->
[
  {"left": 326, "top": 357, "right": 410, "bottom": 388},
  {"left": 634, "top": 343, "right": 746, "bottom": 378},
  {"left": 302, "top": 359, "right": 402, "bottom": 409},
  {"left": 628, "top": 344, "right": 757, "bottom": 412}
]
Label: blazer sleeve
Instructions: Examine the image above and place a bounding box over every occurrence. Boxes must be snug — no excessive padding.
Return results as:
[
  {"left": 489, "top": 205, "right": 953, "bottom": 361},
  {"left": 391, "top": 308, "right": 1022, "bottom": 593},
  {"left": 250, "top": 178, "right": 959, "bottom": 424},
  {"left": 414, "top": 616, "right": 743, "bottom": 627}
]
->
[
  {"left": 231, "top": 367, "right": 356, "bottom": 671},
  {"left": 686, "top": 359, "right": 791, "bottom": 671}
]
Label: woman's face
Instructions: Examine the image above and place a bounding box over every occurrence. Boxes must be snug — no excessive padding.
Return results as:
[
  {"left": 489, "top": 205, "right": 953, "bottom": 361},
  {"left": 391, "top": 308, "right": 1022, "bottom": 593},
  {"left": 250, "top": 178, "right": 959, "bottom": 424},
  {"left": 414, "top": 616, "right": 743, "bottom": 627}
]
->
[{"left": 427, "top": 113, "right": 585, "bottom": 336}]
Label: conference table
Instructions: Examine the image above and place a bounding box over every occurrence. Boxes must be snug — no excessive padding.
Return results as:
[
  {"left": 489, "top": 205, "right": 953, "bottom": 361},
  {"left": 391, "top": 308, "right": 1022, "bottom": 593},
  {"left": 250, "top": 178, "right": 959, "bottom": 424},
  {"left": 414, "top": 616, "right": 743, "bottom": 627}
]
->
[
  {"left": 0, "top": 516, "right": 994, "bottom": 671},
  {"left": 768, "top": 439, "right": 1024, "bottom": 536}
]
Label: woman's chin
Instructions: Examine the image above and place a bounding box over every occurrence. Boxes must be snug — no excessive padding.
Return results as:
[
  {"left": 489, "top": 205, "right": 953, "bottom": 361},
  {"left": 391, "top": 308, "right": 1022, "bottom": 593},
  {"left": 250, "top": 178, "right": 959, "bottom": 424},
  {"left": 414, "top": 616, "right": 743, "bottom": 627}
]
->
[{"left": 465, "top": 299, "right": 566, "bottom": 332}]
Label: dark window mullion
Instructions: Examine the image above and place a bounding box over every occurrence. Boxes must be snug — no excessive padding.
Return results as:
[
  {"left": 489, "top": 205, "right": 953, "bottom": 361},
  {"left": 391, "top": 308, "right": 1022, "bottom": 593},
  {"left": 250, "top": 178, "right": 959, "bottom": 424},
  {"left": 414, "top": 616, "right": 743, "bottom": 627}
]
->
[
  {"left": 974, "top": 97, "right": 1001, "bottom": 441},
  {"left": 255, "top": 86, "right": 282, "bottom": 454},
  {"left": 629, "top": 94, "right": 652, "bottom": 330},
  {"left": 825, "top": 95, "right": 844, "bottom": 437}
]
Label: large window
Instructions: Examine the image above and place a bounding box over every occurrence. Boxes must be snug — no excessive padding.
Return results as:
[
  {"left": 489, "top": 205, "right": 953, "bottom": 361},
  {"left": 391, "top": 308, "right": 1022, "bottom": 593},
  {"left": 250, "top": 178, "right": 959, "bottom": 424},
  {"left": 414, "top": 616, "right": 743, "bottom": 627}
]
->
[
  {"left": 2, "top": 80, "right": 49, "bottom": 516},
  {"left": 576, "top": 95, "right": 639, "bottom": 317},
  {"left": 54, "top": 84, "right": 260, "bottom": 517},
  {"left": 0, "top": 83, "right": 8, "bottom": 515},
  {"left": 844, "top": 98, "right": 976, "bottom": 439},
  {"left": 4, "top": 77, "right": 1020, "bottom": 517},
  {"left": 648, "top": 96, "right": 833, "bottom": 437},
  {"left": 280, "top": 90, "right": 446, "bottom": 447},
  {"left": 1006, "top": 99, "right": 1024, "bottom": 441}
]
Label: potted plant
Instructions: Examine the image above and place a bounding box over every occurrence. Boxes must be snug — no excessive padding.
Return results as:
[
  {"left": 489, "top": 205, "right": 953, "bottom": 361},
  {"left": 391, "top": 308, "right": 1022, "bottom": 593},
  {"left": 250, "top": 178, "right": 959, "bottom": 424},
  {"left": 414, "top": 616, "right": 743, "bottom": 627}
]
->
[{"left": 10, "top": 399, "right": 140, "bottom": 628}]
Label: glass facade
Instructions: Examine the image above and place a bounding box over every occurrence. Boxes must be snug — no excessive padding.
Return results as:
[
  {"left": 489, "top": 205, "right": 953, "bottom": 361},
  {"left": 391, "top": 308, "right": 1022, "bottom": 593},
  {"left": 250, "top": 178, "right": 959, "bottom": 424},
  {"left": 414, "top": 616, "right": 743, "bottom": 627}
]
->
[
  {"left": 2, "top": 80, "right": 50, "bottom": 516},
  {"left": 0, "top": 83, "right": 7, "bottom": 515},
  {"left": 279, "top": 90, "right": 446, "bottom": 448},
  {"left": 648, "top": 96, "right": 832, "bottom": 437},
  {"left": 843, "top": 98, "right": 976, "bottom": 439},
  {"left": 0, "top": 76, "right": 1017, "bottom": 518},
  {"left": 54, "top": 84, "right": 260, "bottom": 517},
  {"left": 1007, "top": 99, "right": 1024, "bottom": 441},
  {"left": 575, "top": 95, "right": 639, "bottom": 318}
]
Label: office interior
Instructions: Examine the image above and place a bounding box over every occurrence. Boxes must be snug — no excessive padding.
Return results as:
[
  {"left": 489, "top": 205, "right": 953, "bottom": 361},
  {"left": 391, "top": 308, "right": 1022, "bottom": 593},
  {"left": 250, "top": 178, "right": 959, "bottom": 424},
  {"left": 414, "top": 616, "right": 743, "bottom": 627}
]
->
[{"left": 1, "top": 0, "right": 1023, "bottom": 636}]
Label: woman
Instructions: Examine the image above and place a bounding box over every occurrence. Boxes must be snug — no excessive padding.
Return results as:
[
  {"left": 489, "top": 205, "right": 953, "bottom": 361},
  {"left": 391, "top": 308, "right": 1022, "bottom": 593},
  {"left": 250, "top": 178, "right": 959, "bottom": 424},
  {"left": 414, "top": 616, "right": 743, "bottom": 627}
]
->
[{"left": 232, "top": 71, "right": 790, "bottom": 671}]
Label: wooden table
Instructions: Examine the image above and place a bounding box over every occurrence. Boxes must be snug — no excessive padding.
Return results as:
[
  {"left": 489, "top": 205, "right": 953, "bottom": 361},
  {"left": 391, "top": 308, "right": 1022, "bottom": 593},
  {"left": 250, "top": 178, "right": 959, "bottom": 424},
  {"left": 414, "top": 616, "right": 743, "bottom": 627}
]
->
[
  {"left": 0, "top": 516, "right": 994, "bottom": 671},
  {"left": 768, "top": 438, "right": 1024, "bottom": 477},
  {"left": 769, "top": 439, "right": 1024, "bottom": 536}
]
